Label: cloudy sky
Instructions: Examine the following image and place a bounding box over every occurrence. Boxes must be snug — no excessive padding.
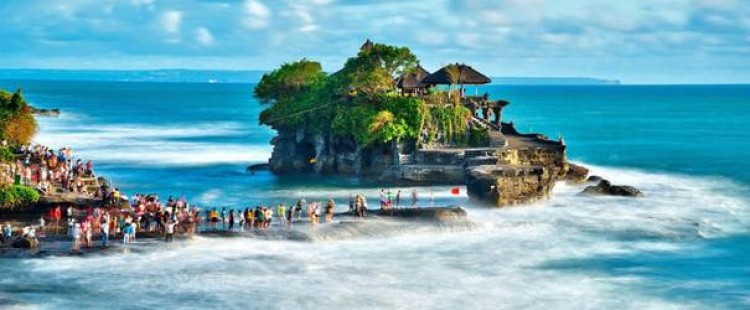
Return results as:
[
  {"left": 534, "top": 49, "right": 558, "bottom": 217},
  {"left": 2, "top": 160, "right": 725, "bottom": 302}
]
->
[{"left": 0, "top": 0, "right": 748, "bottom": 83}]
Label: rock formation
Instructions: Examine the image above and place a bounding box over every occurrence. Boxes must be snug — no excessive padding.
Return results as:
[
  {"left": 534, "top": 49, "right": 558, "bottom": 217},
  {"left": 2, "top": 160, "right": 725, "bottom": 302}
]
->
[{"left": 581, "top": 180, "right": 644, "bottom": 197}]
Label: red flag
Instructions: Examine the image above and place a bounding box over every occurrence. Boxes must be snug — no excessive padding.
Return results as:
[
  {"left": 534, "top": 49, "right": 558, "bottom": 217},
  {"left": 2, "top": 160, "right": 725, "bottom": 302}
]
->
[{"left": 450, "top": 187, "right": 460, "bottom": 195}]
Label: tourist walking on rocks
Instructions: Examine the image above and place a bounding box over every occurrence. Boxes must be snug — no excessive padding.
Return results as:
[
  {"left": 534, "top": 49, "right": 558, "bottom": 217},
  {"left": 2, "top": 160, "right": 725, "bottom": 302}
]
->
[{"left": 325, "top": 199, "right": 335, "bottom": 223}]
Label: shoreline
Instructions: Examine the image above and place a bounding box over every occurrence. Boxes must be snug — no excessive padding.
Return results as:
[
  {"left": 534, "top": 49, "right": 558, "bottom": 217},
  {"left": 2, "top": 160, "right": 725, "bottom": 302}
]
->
[{"left": 1, "top": 206, "right": 471, "bottom": 259}]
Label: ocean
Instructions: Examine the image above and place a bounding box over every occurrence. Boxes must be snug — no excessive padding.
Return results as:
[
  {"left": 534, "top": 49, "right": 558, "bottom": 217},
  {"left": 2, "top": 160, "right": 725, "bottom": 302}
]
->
[{"left": 0, "top": 80, "right": 748, "bottom": 309}]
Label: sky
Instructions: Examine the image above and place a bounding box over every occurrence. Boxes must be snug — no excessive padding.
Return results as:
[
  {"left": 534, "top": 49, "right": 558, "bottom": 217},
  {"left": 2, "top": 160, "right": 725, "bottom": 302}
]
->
[{"left": 0, "top": 0, "right": 748, "bottom": 84}]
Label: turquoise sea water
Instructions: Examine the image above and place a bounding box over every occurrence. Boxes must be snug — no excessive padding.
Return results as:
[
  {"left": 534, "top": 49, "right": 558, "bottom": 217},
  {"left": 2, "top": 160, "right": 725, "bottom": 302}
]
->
[{"left": 0, "top": 80, "right": 748, "bottom": 309}]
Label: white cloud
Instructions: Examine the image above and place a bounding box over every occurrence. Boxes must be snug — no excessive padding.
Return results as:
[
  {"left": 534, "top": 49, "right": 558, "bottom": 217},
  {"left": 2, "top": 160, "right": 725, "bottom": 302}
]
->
[
  {"left": 160, "top": 10, "right": 183, "bottom": 34},
  {"left": 195, "top": 27, "right": 215, "bottom": 46},
  {"left": 243, "top": 0, "right": 271, "bottom": 29}
]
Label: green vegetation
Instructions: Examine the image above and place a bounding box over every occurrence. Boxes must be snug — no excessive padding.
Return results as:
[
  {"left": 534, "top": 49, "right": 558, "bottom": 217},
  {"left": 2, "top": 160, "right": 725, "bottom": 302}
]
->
[
  {"left": 0, "top": 185, "right": 40, "bottom": 211},
  {"left": 255, "top": 41, "right": 477, "bottom": 147},
  {"left": 0, "top": 147, "right": 14, "bottom": 162},
  {"left": 0, "top": 88, "right": 38, "bottom": 145}
]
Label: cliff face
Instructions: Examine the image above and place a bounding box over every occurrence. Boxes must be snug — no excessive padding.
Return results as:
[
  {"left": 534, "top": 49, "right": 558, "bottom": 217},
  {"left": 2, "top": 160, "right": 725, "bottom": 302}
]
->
[
  {"left": 466, "top": 148, "right": 568, "bottom": 206},
  {"left": 269, "top": 127, "right": 396, "bottom": 176},
  {"left": 268, "top": 123, "right": 571, "bottom": 207}
]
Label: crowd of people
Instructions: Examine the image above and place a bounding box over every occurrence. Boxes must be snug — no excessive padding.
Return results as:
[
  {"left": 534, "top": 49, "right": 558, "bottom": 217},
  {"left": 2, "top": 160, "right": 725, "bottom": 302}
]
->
[
  {"left": 0, "top": 141, "right": 101, "bottom": 198},
  {"left": 1, "top": 187, "right": 427, "bottom": 252}
]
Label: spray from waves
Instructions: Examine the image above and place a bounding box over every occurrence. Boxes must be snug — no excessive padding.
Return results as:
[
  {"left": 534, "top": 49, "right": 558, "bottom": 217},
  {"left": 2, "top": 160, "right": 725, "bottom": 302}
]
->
[
  {"left": 32, "top": 120, "right": 273, "bottom": 166},
  {"left": 5, "top": 165, "right": 749, "bottom": 308},
  {"left": 467, "top": 162, "right": 750, "bottom": 254}
]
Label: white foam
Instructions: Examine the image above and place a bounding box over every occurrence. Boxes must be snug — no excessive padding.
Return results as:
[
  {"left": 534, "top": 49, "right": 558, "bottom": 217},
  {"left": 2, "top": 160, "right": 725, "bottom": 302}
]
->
[{"left": 32, "top": 121, "right": 273, "bottom": 166}]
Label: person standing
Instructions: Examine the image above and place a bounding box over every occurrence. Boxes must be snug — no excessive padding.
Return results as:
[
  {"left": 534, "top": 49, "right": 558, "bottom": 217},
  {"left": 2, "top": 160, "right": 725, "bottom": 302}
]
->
[
  {"left": 165, "top": 219, "right": 178, "bottom": 242},
  {"left": 411, "top": 190, "right": 418, "bottom": 207},
  {"left": 53, "top": 206, "right": 62, "bottom": 234},
  {"left": 396, "top": 190, "right": 401, "bottom": 209},
  {"left": 71, "top": 222, "right": 81, "bottom": 252},
  {"left": 325, "top": 199, "right": 335, "bottom": 223},
  {"left": 220, "top": 207, "right": 227, "bottom": 229},
  {"left": 277, "top": 204, "right": 286, "bottom": 226},
  {"left": 2, "top": 223, "right": 12, "bottom": 244},
  {"left": 66, "top": 206, "right": 74, "bottom": 222},
  {"left": 379, "top": 189, "right": 386, "bottom": 210},
  {"left": 228, "top": 209, "right": 235, "bottom": 231},
  {"left": 101, "top": 212, "right": 110, "bottom": 248},
  {"left": 386, "top": 189, "right": 393, "bottom": 210}
]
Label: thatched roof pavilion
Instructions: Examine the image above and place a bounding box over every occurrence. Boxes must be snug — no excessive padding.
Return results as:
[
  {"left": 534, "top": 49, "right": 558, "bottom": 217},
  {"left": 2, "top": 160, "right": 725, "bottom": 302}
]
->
[
  {"left": 422, "top": 64, "right": 491, "bottom": 85},
  {"left": 396, "top": 65, "right": 431, "bottom": 91}
]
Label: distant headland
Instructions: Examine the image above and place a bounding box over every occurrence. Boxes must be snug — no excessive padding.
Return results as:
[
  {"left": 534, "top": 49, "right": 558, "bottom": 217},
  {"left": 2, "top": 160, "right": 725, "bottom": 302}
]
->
[{"left": 0, "top": 69, "right": 618, "bottom": 85}]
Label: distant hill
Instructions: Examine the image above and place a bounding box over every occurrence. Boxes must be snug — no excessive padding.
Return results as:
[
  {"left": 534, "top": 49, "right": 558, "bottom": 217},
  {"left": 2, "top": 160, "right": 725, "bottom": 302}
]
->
[
  {"left": 490, "top": 77, "right": 620, "bottom": 85},
  {"left": 0, "top": 69, "right": 268, "bottom": 83},
  {"left": 0, "top": 69, "right": 620, "bottom": 85}
]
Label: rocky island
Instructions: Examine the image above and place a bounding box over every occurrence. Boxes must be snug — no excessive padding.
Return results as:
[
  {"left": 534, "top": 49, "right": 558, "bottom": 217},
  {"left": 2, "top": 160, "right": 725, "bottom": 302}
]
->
[{"left": 256, "top": 40, "right": 598, "bottom": 207}]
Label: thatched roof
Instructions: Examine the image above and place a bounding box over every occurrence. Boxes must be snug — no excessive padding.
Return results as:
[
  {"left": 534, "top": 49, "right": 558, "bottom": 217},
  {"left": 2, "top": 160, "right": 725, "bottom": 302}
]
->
[
  {"left": 396, "top": 65, "right": 430, "bottom": 89},
  {"left": 422, "top": 64, "right": 491, "bottom": 85}
]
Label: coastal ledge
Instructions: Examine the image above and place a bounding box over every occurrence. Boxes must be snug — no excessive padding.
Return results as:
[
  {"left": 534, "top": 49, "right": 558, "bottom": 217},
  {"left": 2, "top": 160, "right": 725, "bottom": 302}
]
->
[{"left": 0, "top": 206, "right": 472, "bottom": 258}]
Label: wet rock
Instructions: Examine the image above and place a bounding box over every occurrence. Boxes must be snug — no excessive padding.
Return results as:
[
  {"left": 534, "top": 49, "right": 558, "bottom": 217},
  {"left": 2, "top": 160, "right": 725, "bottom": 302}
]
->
[
  {"left": 581, "top": 180, "right": 643, "bottom": 197},
  {"left": 587, "top": 175, "right": 605, "bottom": 183},
  {"left": 11, "top": 237, "right": 39, "bottom": 249},
  {"left": 564, "top": 162, "right": 589, "bottom": 183}
]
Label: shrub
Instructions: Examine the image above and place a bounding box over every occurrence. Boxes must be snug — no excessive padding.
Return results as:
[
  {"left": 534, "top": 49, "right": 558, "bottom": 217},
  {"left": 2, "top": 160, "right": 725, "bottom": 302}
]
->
[
  {"left": 0, "top": 147, "right": 14, "bottom": 162},
  {"left": 0, "top": 185, "right": 41, "bottom": 211},
  {"left": 2, "top": 112, "right": 37, "bottom": 145}
]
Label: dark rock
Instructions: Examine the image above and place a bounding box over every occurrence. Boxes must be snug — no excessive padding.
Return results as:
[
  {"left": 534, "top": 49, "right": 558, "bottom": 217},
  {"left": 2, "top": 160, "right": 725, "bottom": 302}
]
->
[
  {"left": 11, "top": 237, "right": 39, "bottom": 249},
  {"left": 581, "top": 180, "right": 643, "bottom": 197},
  {"left": 564, "top": 162, "right": 589, "bottom": 182},
  {"left": 587, "top": 175, "right": 605, "bottom": 183},
  {"left": 30, "top": 107, "right": 61, "bottom": 117},
  {"left": 247, "top": 163, "right": 269, "bottom": 172},
  {"left": 374, "top": 206, "right": 467, "bottom": 221}
]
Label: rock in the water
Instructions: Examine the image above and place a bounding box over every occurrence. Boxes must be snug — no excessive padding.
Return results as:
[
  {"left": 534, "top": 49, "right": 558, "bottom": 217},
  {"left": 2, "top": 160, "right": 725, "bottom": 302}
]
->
[
  {"left": 587, "top": 175, "right": 605, "bottom": 183},
  {"left": 581, "top": 180, "right": 643, "bottom": 197},
  {"left": 564, "top": 163, "right": 589, "bottom": 182},
  {"left": 30, "top": 107, "right": 61, "bottom": 117}
]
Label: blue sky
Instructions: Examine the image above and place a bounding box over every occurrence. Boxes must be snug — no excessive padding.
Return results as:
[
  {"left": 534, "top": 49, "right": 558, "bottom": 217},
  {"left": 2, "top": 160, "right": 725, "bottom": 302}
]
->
[{"left": 0, "top": 0, "right": 748, "bottom": 83}]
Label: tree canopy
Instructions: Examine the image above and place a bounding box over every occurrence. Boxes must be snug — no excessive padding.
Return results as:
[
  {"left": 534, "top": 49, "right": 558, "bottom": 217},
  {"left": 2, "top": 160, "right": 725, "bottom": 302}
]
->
[
  {"left": 0, "top": 88, "right": 38, "bottom": 145},
  {"left": 254, "top": 41, "right": 475, "bottom": 147}
]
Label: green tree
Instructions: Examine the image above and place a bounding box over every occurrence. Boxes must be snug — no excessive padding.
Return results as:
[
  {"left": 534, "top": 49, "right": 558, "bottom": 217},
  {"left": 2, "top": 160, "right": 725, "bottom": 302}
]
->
[
  {"left": 254, "top": 59, "right": 326, "bottom": 104},
  {"left": 8, "top": 88, "right": 25, "bottom": 113},
  {"left": 334, "top": 43, "right": 418, "bottom": 96}
]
